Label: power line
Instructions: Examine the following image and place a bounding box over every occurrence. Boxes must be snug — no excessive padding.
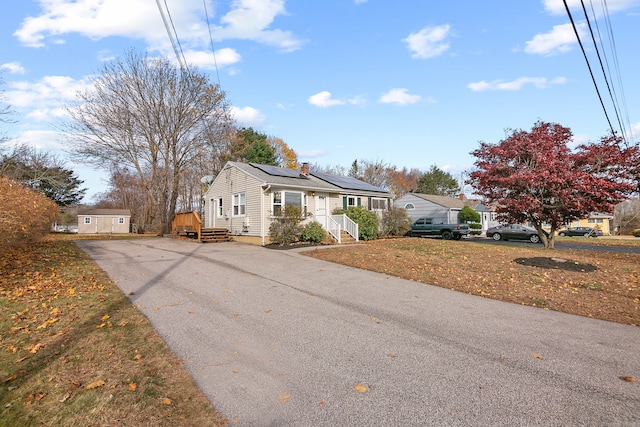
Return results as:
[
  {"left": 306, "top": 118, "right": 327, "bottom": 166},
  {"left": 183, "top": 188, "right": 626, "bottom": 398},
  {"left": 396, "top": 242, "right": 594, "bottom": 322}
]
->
[
  {"left": 579, "top": 0, "right": 627, "bottom": 143},
  {"left": 562, "top": 0, "right": 616, "bottom": 137},
  {"left": 155, "top": 0, "right": 188, "bottom": 70},
  {"left": 202, "top": 0, "right": 221, "bottom": 87}
]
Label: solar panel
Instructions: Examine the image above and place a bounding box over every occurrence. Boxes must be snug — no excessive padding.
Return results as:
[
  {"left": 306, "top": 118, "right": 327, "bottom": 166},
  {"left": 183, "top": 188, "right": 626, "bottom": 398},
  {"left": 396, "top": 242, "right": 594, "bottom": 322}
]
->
[
  {"left": 250, "top": 163, "right": 301, "bottom": 178},
  {"left": 311, "top": 171, "right": 384, "bottom": 192}
]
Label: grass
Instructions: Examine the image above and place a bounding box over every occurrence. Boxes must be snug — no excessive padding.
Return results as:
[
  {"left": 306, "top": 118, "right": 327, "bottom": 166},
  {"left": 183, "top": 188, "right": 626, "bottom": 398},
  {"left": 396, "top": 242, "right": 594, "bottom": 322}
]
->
[
  {"left": 303, "top": 236, "right": 640, "bottom": 326},
  {"left": 0, "top": 235, "right": 226, "bottom": 426}
]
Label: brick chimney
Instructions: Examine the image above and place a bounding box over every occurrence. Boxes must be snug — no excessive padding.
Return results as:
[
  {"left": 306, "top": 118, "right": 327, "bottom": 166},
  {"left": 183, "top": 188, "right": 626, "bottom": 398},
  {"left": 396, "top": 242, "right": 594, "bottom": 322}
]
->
[
  {"left": 300, "top": 162, "right": 310, "bottom": 176},
  {"left": 459, "top": 193, "right": 465, "bottom": 201}
]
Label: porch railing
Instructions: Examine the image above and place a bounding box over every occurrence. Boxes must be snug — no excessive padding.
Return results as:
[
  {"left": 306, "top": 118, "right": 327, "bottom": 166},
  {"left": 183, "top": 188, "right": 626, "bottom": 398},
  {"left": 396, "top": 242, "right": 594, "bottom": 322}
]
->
[
  {"left": 330, "top": 214, "right": 359, "bottom": 242},
  {"left": 326, "top": 215, "right": 341, "bottom": 243}
]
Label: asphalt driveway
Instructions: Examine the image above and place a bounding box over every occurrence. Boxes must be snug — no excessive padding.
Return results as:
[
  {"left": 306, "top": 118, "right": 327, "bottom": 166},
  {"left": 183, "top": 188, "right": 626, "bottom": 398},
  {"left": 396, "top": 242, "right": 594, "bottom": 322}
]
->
[{"left": 77, "top": 238, "right": 640, "bottom": 426}]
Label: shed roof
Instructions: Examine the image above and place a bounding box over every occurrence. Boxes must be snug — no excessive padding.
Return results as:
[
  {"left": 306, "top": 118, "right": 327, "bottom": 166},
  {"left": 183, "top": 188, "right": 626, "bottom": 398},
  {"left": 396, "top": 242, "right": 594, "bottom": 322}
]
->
[{"left": 78, "top": 209, "right": 131, "bottom": 216}]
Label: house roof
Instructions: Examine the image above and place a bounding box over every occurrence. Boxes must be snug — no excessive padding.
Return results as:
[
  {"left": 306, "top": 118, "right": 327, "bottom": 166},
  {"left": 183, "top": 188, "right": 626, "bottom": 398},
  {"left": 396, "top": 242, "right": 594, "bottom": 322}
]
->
[
  {"left": 589, "top": 212, "right": 613, "bottom": 219},
  {"left": 403, "top": 193, "right": 466, "bottom": 209},
  {"left": 225, "top": 162, "right": 391, "bottom": 196},
  {"left": 78, "top": 209, "right": 131, "bottom": 216}
]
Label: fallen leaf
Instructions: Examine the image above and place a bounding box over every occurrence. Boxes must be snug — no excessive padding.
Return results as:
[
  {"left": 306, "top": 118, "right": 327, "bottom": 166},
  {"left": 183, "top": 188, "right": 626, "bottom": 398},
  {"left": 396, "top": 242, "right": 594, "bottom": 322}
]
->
[
  {"left": 133, "top": 353, "right": 142, "bottom": 361},
  {"left": 619, "top": 376, "right": 636, "bottom": 383},
  {"left": 279, "top": 392, "right": 291, "bottom": 404},
  {"left": 153, "top": 307, "right": 159, "bottom": 311},
  {"left": 86, "top": 380, "right": 105, "bottom": 390},
  {"left": 386, "top": 353, "right": 397, "bottom": 358},
  {"left": 101, "top": 314, "right": 110, "bottom": 321},
  {"left": 128, "top": 382, "right": 138, "bottom": 391},
  {"left": 264, "top": 309, "right": 272, "bottom": 313},
  {"left": 319, "top": 401, "right": 326, "bottom": 406},
  {"left": 532, "top": 353, "right": 544, "bottom": 360},
  {"left": 162, "top": 397, "right": 172, "bottom": 405},
  {"left": 354, "top": 384, "right": 367, "bottom": 393}
]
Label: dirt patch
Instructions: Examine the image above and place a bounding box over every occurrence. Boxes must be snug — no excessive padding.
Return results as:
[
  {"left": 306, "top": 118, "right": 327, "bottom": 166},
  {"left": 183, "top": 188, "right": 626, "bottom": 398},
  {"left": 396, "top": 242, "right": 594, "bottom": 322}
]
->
[
  {"left": 514, "top": 257, "right": 598, "bottom": 272},
  {"left": 303, "top": 237, "right": 640, "bottom": 326}
]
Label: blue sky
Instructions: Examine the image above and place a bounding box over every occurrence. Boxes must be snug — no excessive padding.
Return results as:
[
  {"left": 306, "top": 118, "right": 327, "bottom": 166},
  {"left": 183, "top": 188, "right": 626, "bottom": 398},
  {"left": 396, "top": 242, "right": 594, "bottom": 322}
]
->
[{"left": 1, "top": 0, "right": 639, "bottom": 201}]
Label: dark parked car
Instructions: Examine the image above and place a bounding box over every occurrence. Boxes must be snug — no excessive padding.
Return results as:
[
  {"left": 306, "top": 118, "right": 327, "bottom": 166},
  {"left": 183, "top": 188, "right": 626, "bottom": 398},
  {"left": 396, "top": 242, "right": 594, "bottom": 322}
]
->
[
  {"left": 558, "top": 227, "right": 603, "bottom": 237},
  {"left": 486, "top": 224, "right": 544, "bottom": 243}
]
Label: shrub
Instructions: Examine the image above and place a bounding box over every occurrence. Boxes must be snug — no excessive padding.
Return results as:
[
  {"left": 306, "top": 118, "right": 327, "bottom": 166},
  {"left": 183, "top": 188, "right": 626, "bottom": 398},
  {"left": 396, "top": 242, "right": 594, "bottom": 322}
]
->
[
  {"left": 0, "top": 176, "right": 59, "bottom": 251},
  {"left": 333, "top": 206, "right": 379, "bottom": 241},
  {"left": 633, "top": 229, "right": 640, "bottom": 238},
  {"left": 468, "top": 222, "right": 482, "bottom": 235},
  {"left": 268, "top": 205, "right": 303, "bottom": 245},
  {"left": 458, "top": 206, "right": 480, "bottom": 224},
  {"left": 300, "top": 221, "right": 325, "bottom": 243},
  {"left": 381, "top": 207, "right": 411, "bottom": 236}
]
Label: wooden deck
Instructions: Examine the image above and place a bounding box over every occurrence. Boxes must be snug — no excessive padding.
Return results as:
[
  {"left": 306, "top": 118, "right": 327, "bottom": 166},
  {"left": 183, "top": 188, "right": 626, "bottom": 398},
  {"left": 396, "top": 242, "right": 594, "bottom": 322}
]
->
[{"left": 172, "top": 212, "right": 231, "bottom": 243}]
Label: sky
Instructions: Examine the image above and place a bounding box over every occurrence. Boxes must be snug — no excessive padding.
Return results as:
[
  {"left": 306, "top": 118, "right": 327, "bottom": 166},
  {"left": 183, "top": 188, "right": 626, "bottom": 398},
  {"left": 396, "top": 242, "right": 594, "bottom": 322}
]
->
[{"left": 1, "top": 0, "right": 640, "bottom": 202}]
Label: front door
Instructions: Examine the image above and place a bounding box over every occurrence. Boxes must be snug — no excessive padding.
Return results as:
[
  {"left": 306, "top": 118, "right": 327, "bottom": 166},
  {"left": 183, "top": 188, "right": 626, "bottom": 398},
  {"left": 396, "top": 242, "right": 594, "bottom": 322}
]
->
[{"left": 315, "top": 194, "right": 328, "bottom": 229}]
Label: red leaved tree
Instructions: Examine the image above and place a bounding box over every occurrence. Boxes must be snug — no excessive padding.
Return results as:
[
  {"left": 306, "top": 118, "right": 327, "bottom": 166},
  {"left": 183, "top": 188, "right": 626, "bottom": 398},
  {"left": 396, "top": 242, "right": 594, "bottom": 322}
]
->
[{"left": 468, "top": 121, "right": 635, "bottom": 248}]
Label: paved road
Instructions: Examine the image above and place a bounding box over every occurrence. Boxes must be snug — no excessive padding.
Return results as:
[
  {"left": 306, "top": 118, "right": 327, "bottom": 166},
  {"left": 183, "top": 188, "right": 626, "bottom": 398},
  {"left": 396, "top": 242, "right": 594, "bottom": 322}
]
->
[{"left": 77, "top": 238, "right": 640, "bottom": 426}]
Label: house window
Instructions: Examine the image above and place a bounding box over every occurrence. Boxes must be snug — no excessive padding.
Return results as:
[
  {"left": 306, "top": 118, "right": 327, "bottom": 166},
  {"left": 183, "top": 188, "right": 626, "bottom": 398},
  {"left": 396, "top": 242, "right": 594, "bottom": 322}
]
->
[
  {"left": 118, "top": 217, "right": 124, "bottom": 224},
  {"left": 233, "top": 192, "right": 246, "bottom": 216},
  {"left": 588, "top": 218, "right": 604, "bottom": 224},
  {"left": 347, "top": 196, "right": 357, "bottom": 207},
  {"left": 84, "top": 217, "right": 91, "bottom": 224},
  {"left": 404, "top": 203, "right": 415, "bottom": 210},
  {"left": 371, "top": 198, "right": 387, "bottom": 211},
  {"left": 272, "top": 191, "right": 307, "bottom": 216},
  {"left": 217, "top": 197, "right": 223, "bottom": 217}
]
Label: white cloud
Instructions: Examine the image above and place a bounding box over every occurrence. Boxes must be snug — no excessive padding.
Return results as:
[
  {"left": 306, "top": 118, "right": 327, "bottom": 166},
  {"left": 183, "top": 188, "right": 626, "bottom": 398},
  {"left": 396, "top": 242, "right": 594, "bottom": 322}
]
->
[
  {"left": 1, "top": 62, "right": 26, "bottom": 74},
  {"left": 379, "top": 88, "right": 422, "bottom": 105},
  {"left": 13, "top": 0, "right": 300, "bottom": 60},
  {"left": 213, "top": 0, "right": 304, "bottom": 52},
  {"left": 403, "top": 24, "right": 451, "bottom": 59},
  {"left": 354, "top": 0, "right": 368, "bottom": 4},
  {"left": 542, "top": 0, "right": 639, "bottom": 15},
  {"left": 467, "top": 77, "right": 567, "bottom": 92},
  {"left": 525, "top": 23, "right": 585, "bottom": 56},
  {"left": 182, "top": 48, "right": 241, "bottom": 70},
  {"left": 12, "top": 129, "right": 68, "bottom": 151},
  {"left": 6, "top": 75, "right": 92, "bottom": 114},
  {"left": 230, "top": 106, "right": 266, "bottom": 127},
  {"left": 308, "top": 91, "right": 345, "bottom": 108}
]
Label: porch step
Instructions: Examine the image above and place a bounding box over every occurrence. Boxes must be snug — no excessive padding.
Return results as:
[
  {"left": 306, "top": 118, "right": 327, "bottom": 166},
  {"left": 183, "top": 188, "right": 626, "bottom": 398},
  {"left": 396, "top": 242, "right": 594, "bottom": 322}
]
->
[
  {"left": 200, "top": 227, "right": 232, "bottom": 243},
  {"left": 339, "top": 230, "right": 357, "bottom": 244}
]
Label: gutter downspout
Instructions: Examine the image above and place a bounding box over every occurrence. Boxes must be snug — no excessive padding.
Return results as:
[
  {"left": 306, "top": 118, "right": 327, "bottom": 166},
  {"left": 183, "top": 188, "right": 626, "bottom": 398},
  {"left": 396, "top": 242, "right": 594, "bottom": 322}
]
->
[{"left": 261, "top": 185, "right": 270, "bottom": 246}]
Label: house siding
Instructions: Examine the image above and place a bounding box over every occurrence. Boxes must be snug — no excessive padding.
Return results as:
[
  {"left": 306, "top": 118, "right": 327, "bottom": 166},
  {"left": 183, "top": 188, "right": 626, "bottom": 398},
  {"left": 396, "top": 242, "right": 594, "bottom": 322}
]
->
[{"left": 396, "top": 194, "right": 461, "bottom": 223}]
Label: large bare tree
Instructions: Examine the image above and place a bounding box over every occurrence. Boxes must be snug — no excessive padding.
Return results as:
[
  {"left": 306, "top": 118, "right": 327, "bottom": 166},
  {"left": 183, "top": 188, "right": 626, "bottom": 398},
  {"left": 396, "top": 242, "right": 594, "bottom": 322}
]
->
[{"left": 64, "top": 50, "right": 233, "bottom": 233}]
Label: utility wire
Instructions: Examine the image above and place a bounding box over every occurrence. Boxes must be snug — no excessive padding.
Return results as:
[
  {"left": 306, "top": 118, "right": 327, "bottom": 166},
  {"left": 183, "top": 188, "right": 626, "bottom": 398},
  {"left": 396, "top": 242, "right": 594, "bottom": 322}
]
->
[
  {"left": 163, "top": 0, "right": 189, "bottom": 71},
  {"left": 579, "top": 0, "right": 627, "bottom": 143},
  {"left": 155, "top": 0, "right": 188, "bottom": 70},
  {"left": 562, "top": 0, "right": 616, "bottom": 137},
  {"left": 596, "top": 0, "right": 633, "bottom": 143},
  {"left": 203, "top": 0, "right": 221, "bottom": 87}
]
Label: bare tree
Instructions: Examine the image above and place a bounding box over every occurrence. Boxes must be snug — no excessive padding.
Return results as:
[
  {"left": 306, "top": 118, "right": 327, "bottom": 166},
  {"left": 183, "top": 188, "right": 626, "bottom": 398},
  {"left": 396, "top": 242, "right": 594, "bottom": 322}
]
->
[
  {"left": 0, "top": 75, "right": 16, "bottom": 146},
  {"left": 63, "top": 50, "right": 233, "bottom": 233}
]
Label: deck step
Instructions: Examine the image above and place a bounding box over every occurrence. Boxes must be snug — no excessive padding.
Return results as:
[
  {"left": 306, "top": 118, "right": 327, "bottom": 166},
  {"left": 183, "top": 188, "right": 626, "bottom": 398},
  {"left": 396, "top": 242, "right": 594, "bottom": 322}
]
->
[{"left": 200, "top": 228, "right": 232, "bottom": 243}]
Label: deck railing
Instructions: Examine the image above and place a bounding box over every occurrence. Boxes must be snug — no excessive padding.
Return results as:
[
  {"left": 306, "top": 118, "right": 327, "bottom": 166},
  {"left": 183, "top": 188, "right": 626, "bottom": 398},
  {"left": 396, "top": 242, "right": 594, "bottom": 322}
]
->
[{"left": 330, "top": 214, "right": 359, "bottom": 242}]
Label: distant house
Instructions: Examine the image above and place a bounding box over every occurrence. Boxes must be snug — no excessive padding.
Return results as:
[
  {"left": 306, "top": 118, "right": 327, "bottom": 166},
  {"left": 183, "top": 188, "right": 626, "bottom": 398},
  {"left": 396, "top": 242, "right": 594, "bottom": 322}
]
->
[
  {"left": 203, "top": 162, "right": 392, "bottom": 245},
  {"left": 395, "top": 193, "right": 466, "bottom": 223},
  {"left": 473, "top": 202, "right": 499, "bottom": 233},
  {"left": 77, "top": 209, "right": 131, "bottom": 234},
  {"left": 566, "top": 212, "right": 614, "bottom": 235}
]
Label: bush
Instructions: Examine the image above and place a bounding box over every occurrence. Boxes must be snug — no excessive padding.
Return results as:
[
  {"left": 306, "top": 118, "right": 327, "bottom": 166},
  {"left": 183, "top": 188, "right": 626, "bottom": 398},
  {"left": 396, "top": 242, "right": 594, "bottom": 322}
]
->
[
  {"left": 380, "top": 207, "right": 411, "bottom": 236},
  {"left": 300, "top": 221, "right": 325, "bottom": 243},
  {"left": 633, "top": 229, "right": 640, "bottom": 238},
  {"left": 268, "top": 205, "right": 303, "bottom": 245},
  {"left": 458, "top": 206, "right": 480, "bottom": 224},
  {"left": 0, "top": 176, "right": 59, "bottom": 251},
  {"left": 468, "top": 222, "right": 482, "bottom": 235},
  {"left": 333, "top": 206, "right": 379, "bottom": 241}
]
